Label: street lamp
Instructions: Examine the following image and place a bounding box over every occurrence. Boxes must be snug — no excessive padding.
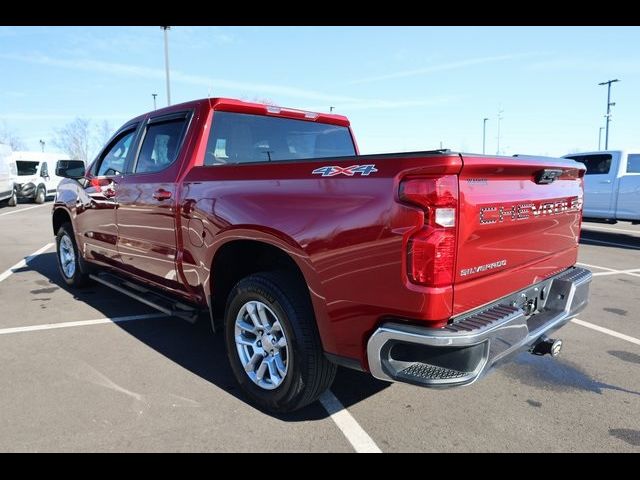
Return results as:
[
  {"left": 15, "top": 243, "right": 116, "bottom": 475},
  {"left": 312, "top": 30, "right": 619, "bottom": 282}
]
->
[
  {"left": 482, "top": 117, "right": 489, "bottom": 154},
  {"left": 598, "top": 126, "right": 604, "bottom": 150},
  {"left": 161, "top": 26, "right": 172, "bottom": 106},
  {"left": 598, "top": 79, "right": 620, "bottom": 150},
  {"left": 329, "top": 106, "right": 335, "bottom": 113},
  {"left": 496, "top": 109, "right": 503, "bottom": 155},
  {"left": 152, "top": 93, "right": 158, "bottom": 110}
]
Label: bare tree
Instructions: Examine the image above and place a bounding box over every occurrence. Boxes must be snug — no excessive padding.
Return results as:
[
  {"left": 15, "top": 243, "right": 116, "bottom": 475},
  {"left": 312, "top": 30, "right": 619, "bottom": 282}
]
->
[
  {"left": 0, "top": 121, "right": 26, "bottom": 150},
  {"left": 95, "top": 120, "right": 114, "bottom": 151},
  {"left": 52, "top": 118, "right": 92, "bottom": 162}
]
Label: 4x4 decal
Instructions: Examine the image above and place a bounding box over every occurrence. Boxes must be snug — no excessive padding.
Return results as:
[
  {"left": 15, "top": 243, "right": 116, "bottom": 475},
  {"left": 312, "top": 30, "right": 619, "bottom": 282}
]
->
[{"left": 312, "top": 164, "right": 378, "bottom": 177}]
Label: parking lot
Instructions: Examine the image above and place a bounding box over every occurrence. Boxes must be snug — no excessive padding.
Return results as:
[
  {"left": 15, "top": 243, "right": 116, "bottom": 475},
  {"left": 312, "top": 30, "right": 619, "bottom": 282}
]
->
[{"left": 0, "top": 201, "right": 639, "bottom": 452}]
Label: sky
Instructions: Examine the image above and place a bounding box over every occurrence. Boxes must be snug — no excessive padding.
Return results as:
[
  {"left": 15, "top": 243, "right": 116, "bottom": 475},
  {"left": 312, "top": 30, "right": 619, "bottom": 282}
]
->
[{"left": 1, "top": 26, "right": 639, "bottom": 157}]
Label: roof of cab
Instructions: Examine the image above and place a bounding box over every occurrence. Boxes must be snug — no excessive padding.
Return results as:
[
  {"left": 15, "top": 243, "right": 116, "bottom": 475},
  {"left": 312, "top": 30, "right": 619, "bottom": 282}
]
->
[{"left": 138, "top": 97, "right": 350, "bottom": 127}]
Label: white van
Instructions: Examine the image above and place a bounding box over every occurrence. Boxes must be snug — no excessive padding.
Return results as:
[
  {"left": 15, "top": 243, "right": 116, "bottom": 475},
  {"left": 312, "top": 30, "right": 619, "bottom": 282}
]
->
[
  {"left": 0, "top": 144, "right": 17, "bottom": 207},
  {"left": 10, "top": 151, "right": 70, "bottom": 204}
]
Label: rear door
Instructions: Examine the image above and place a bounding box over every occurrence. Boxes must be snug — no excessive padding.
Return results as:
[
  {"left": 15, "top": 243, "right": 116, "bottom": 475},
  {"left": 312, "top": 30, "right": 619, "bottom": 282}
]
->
[
  {"left": 616, "top": 153, "right": 640, "bottom": 220},
  {"left": 116, "top": 111, "right": 192, "bottom": 291},
  {"left": 564, "top": 153, "right": 618, "bottom": 217},
  {"left": 454, "top": 155, "right": 585, "bottom": 315}
]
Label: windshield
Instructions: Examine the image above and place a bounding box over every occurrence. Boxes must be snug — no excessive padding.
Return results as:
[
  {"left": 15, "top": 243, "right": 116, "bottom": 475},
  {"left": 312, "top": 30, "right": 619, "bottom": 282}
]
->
[
  {"left": 16, "top": 161, "right": 39, "bottom": 176},
  {"left": 205, "top": 112, "right": 356, "bottom": 165}
]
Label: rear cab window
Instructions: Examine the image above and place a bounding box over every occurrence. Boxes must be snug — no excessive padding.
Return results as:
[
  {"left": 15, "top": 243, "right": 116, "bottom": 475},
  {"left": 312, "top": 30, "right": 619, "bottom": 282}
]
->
[
  {"left": 565, "top": 154, "right": 612, "bottom": 175},
  {"left": 204, "top": 111, "right": 356, "bottom": 165}
]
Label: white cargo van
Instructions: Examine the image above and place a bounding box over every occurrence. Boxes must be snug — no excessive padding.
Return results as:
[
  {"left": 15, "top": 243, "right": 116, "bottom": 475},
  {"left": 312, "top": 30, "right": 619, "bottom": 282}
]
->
[
  {"left": 10, "top": 151, "right": 70, "bottom": 204},
  {"left": 0, "top": 144, "right": 17, "bottom": 207}
]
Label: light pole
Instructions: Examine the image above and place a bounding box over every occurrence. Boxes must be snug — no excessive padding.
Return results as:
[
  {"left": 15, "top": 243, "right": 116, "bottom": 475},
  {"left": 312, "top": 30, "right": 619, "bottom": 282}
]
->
[
  {"left": 598, "top": 126, "right": 604, "bottom": 150},
  {"left": 152, "top": 93, "right": 158, "bottom": 110},
  {"left": 496, "top": 109, "right": 503, "bottom": 155},
  {"left": 39, "top": 139, "right": 45, "bottom": 152},
  {"left": 329, "top": 106, "right": 335, "bottom": 113},
  {"left": 161, "top": 26, "right": 172, "bottom": 106},
  {"left": 482, "top": 117, "right": 489, "bottom": 154},
  {"left": 598, "top": 79, "right": 619, "bottom": 150}
]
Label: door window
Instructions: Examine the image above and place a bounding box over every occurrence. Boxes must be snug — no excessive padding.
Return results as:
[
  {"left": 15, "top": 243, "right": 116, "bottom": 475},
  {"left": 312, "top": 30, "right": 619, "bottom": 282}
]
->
[
  {"left": 134, "top": 118, "right": 188, "bottom": 174},
  {"left": 96, "top": 130, "right": 136, "bottom": 177},
  {"left": 40, "top": 162, "right": 49, "bottom": 178}
]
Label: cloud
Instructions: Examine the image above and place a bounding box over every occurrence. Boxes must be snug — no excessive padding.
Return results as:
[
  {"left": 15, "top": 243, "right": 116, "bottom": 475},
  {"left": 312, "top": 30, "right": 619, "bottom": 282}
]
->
[
  {"left": 303, "top": 95, "right": 463, "bottom": 112},
  {"left": 0, "top": 113, "right": 127, "bottom": 121},
  {"left": 1, "top": 52, "right": 367, "bottom": 104},
  {"left": 0, "top": 51, "right": 462, "bottom": 114},
  {"left": 349, "top": 52, "right": 546, "bottom": 85},
  {"left": 526, "top": 58, "right": 640, "bottom": 74}
]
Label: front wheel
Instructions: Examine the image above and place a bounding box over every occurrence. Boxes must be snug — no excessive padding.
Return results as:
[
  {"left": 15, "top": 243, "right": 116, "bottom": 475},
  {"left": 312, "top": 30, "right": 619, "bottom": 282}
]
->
[
  {"left": 56, "top": 223, "right": 90, "bottom": 288},
  {"left": 224, "top": 271, "right": 336, "bottom": 413},
  {"left": 34, "top": 185, "right": 46, "bottom": 204}
]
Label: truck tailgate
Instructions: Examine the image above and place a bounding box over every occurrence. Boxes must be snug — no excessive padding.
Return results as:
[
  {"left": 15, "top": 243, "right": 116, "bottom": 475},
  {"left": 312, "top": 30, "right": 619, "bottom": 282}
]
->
[{"left": 454, "top": 155, "right": 585, "bottom": 315}]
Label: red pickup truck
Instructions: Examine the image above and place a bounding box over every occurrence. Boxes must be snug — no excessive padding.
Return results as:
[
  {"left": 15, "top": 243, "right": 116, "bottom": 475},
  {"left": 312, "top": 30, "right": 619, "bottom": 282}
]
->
[{"left": 52, "top": 98, "right": 592, "bottom": 412}]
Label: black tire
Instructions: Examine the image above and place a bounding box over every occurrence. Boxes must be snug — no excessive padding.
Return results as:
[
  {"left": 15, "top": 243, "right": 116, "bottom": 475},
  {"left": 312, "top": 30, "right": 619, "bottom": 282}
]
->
[
  {"left": 224, "top": 271, "right": 336, "bottom": 413},
  {"left": 7, "top": 188, "right": 17, "bottom": 207},
  {"left": 34, "top": 185, "right": 46, "bottom": 204},
  {"left": 55, "top": 223, "right": 90, "bottom": 288}
]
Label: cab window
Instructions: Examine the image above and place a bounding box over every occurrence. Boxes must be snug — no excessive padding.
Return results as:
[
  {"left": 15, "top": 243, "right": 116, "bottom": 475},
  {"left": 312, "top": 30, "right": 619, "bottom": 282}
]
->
[{"left": 95, "top": 130, "right": 136, "bottom": 177}]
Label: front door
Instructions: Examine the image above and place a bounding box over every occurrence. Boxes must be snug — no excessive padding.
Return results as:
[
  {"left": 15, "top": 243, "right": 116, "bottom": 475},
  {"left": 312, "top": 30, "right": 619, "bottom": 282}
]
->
[
  {"left": 116, "top": 112, "right": 191, "bottom": 292},
  {"left": 74, "top": 127, "right": 137, "bottom": 268}
]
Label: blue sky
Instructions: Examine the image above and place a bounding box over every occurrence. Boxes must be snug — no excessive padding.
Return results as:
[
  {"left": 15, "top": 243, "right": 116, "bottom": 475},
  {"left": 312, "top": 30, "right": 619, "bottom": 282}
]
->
[{"left": 1, "top": 26, "right": 639, "bottom": 157}]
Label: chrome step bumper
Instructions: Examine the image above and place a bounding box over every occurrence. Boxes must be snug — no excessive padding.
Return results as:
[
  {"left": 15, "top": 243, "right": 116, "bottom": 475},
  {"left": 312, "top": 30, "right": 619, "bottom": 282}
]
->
[{"left": 367, "top": 266, "right": 592, "bottom": 387}]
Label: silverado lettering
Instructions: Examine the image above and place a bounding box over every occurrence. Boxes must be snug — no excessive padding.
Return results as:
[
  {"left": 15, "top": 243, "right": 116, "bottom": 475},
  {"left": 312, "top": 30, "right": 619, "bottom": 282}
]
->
[{"left": 51, "top": 97, "right": 592, "bottom": 413}]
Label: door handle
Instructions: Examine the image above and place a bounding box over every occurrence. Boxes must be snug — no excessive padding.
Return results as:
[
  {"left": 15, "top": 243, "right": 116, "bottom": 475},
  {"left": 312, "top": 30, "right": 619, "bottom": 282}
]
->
[
  {"left": 599, "top": 180, "right": 612, "bottom": 184},
  {"left": 153, "top": 189, "right": 172, "bottom": 201}
]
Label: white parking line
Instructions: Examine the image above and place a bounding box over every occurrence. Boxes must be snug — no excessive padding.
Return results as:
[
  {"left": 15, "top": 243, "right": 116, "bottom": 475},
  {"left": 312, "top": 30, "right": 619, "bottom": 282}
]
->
[
  {"left": 0, "top": 204, "right": 48, "bottom": 217},
  {"left": 576, "top": 262, "right": 640, "bottom": 278},
  {"left": 582, "top": 224, "right": 640, "bottom": 235},
  {"left": 0, "top": 243, "right": 55, "bottom": 283},
  {"left": 0, "top": 313, "right": 166, "bottom": 336},
  {"left": 0, "top": 309, "right": 381, "bottom": 453},
  {"left": 319, "top": 390, "right": 382, "bottom": 453},
  {"left": 576, "top": 262, "right": 616, "bottom": 272},
  {"left": 572, "top": 318, "right": 640, "bottom": 347},
  {"left": 580, "top": 238, "right": 640, "bottom": 250},
  {"left": 592, "top": 270, "right": 640, "bottom": 277}
]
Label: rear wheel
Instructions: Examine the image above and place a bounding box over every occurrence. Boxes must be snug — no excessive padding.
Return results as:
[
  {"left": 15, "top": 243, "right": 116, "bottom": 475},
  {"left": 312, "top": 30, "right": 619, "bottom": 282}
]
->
[
  {"left": 34, "top": 185, "right": 46, "bottom": 204},
  {"left": 224, "top": 271, "right": 336, "bottom": 413},
  {"left": 56, "top": 223, "right": 90, "bottom": 288}
]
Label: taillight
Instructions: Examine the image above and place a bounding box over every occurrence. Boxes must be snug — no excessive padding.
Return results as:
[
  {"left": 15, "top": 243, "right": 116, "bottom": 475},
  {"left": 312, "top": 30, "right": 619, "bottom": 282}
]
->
[{"left": 399, "top": 175, "right": 458, "bottom": 287}]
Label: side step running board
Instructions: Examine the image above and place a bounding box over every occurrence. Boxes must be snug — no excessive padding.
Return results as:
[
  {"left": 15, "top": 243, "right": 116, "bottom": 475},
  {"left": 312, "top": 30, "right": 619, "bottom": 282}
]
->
[{"left": 89, "top": 272, "right": 201, "bottom": 324}]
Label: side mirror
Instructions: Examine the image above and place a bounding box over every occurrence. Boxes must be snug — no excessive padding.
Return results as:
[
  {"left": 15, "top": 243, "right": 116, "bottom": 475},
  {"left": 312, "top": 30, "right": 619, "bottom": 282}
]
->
[{"left": 56, "top": 160, "right": 86, "bottom": 179}]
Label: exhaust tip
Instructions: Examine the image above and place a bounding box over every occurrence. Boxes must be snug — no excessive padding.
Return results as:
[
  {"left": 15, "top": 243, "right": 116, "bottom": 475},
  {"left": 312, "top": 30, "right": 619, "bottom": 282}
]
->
[{"left": 531, "top": 338, "right": 563, "bottom": 357}]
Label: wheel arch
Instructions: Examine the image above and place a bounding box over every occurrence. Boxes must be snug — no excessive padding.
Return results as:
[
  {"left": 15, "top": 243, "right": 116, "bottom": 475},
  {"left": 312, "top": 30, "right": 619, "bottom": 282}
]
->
[{"left": 206, "top": 229, "right": 334, "bottom": 353}]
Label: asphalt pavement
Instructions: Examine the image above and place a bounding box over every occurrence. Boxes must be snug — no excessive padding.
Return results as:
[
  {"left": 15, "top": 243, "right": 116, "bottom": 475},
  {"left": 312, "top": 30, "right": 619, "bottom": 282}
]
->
[{"left": 0, "top": 201, "right": 638, "bottom": 452}]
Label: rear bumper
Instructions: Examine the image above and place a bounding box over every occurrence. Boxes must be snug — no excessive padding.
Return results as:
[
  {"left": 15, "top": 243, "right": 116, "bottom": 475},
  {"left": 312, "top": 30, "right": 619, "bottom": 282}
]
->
[{"left": 367, "top": 266, "right": 592, "bottom": 387}]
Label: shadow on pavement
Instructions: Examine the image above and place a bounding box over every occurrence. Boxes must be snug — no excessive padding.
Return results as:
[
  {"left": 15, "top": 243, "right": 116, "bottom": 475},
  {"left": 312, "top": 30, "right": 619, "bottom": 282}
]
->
[
  {"left": 580, "top": 228, "right": 640, "bottom": 250},
  {"left": 20, "top": 251, "right": 390, "bottom": 421}
]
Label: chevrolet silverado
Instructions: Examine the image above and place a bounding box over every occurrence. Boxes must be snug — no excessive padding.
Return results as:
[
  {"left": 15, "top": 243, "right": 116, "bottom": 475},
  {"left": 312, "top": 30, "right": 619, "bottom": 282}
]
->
[{"left": 52, "top": 98, "right": 592, "bottom": 412}]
